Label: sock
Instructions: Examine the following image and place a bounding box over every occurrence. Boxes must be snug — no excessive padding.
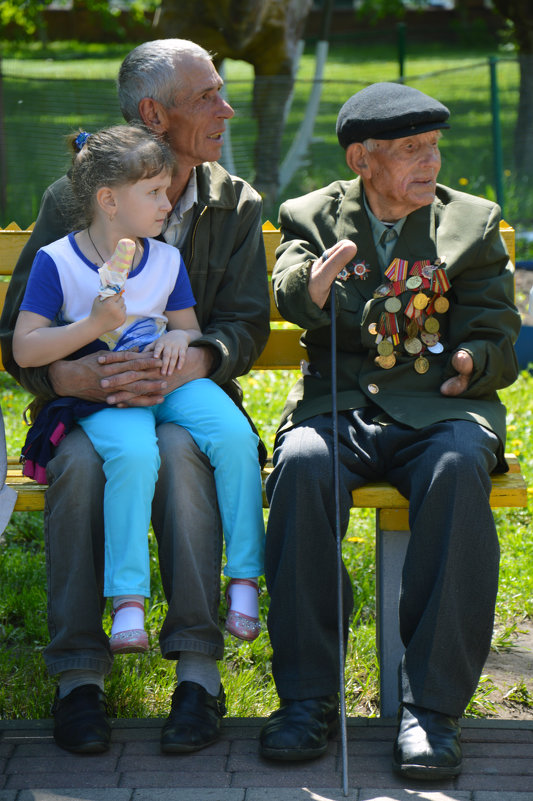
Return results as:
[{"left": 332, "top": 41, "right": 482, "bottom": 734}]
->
[
  {"left": 176, "top": 652, "right": 221, "bottom": 697},
  {"left": 58, "top": 669, "right": 105, "bottom": 699},
  {"left": 111, "top": 594, "right": 145, "bottom": 636},
  {"left": 227, "top": 579, "right": 259, "bottom": 619}
]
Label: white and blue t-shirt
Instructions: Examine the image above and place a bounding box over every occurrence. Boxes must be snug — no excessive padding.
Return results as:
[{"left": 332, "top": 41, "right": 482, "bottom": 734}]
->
[{"left": 20, "top": 233, "right": 196, "bottom": 353}]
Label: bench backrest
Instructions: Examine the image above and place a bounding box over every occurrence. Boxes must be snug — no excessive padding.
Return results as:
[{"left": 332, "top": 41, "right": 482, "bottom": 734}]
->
[{"left": 0, "top": 219, "right": 516, "bottom": 372}]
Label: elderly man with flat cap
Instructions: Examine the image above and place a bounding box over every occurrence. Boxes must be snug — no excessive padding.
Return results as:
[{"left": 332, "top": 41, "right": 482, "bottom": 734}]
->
[{"left": 260, "top": 82, "right": 520, "bottom": 779}]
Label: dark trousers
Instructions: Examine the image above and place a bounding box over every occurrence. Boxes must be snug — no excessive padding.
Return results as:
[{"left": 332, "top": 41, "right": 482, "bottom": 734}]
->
[{"left": 265, "top": 409, "right": 500, "bottom": 716}]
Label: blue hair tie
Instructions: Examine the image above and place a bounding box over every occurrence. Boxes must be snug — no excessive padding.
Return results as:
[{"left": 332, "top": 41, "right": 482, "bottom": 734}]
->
[{"left": 74, "top": 131, "right": 92, "bottom": 152}]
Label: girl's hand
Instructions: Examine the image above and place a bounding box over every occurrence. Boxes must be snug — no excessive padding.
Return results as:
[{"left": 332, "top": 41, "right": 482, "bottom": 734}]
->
[
  {"left": 143, "top": 330, "right": 190, "bottom": 375},
  {"left": 89, "top": 293, "right": 127, "bottom": 334}
]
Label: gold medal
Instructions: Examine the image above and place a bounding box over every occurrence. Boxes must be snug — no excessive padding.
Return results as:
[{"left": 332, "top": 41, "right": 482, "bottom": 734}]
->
[
  {"left": 375, "top": 354, "right": 396, "bottom": 369},
  {"left": 434, "top": 296, "right": 450, "bottom": 313},
  {"left": 368, "top": 322, "right": 378, "bottom": 336},
  {"left": 377, "top": 339, "right": 394, "bottom": 356},
  {"left": 424, "top": 316, "right": 440, "bottom": 333},
  {"left": 384, "top": 296, "right": 402, "bottom": 313},
  {"left": 414, "top": 356, "right": 429, "bottom": 374},
  {"left": 406, "top": 319, "right": 419, "bottom": 338},
  {"left": 413, "top": 293, "right": 429, "bottom": 310},
  {"left": 404, "top": 337, "right": 423, "bottom": 355}
]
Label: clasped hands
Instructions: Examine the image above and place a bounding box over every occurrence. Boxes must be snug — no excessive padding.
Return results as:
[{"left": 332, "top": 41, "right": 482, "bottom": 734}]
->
[
  {"left": 309, "top": 239, "right": 472, "bottom": 397},
  {"left": 48, "top": 345, "right": 213, "bottom": 408}
]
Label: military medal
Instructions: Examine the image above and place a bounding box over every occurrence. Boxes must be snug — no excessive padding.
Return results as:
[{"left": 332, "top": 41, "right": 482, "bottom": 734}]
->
[
  {"left": 375, "top": 353, "right": 396, "bottom": 369},
  {"left": 367, "top": 253, "right": 451, "bottom": 376},
  {"left": 434, "top": 296, "right": 450, "bottom": 313},
  {"left": 414, "top": 356, "right": 429, "bottom": 374},
  {"left": 377, "top": 339, "right": 394, "bottom": 356},
  {"left": 424, "top": 316, "right": 440, "bottom": 333},
  {"left": 384, "top": 296, "right": 402, "bottom": 313},
  {"left": 404, "top": 337, "right": 423, "bottom": 355},
  {"left": 337, "top": 259, "right": 371, "bottom": 281},
  {"left": 413, "top": 293, "right": 429, "bottom": 310}
]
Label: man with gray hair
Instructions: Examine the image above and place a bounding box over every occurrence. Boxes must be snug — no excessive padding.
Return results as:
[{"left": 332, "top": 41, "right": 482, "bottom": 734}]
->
[
  {"left": 0, "top": 39, "right": 269, "bottom": 754},
  {"left": 260, "top": 81, "right": 520, "bottom": 779}
]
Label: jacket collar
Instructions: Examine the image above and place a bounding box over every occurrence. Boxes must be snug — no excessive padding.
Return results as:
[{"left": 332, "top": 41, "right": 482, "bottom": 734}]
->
[{"left": 196, "top": 161, "right": 238, "bottom": 210}]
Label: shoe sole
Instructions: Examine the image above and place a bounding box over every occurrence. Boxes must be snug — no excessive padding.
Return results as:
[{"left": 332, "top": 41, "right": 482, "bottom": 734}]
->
[
  {"left": 260, "top": 718, "right": 339, "bottom": 762},
  {"left": 54, "top": 737, "right": 110, "bottom": 754},
  {"left": 392, "top": 759, "right": 462, "bottom": 780},
  {"left": 110, "top": 644, "right": 149, "bottom": 654},
  {"left": 161, "top": 736, "right": 219, "bottom": 754}
]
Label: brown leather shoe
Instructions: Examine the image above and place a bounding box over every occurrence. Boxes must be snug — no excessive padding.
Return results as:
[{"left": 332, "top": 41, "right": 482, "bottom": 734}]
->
[
  {"left": 393, "top": 702, "right": 462, "bottom": 779},
  {"left": 161, "top": 681, "right": 226, "bottom": 754},
  {"left": 52, "top": 684, "right": 111, "bottom": 754},
  {"left": 260, "top": 696, "right": 339, "bottom": 761}
]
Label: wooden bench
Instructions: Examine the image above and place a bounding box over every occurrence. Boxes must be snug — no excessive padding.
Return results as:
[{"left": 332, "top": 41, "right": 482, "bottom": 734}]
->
[{"left": 1, "top": 220, "right": 529, "bottom": 717}]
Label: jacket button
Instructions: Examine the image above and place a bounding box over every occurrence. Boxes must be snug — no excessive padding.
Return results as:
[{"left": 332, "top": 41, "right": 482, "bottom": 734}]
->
[{"left": 368, "top": 383, "right": 379, "bottom": 394}]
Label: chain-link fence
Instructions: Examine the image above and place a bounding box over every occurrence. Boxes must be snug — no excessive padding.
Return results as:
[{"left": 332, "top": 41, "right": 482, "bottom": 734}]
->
[{"left": 1, "top": 50, "right": 530, "bottom": 244}]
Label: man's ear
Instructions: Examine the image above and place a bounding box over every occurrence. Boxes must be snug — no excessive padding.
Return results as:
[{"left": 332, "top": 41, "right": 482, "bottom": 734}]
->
[
  {"left": 346, "top": 143, "right": 370, "bottom": 176},
  {"left": 96, "top": 186, "right": 117, "bottom": 220},
  {"left": 138, "top": 97, "right": 168, "bottom": 134}
]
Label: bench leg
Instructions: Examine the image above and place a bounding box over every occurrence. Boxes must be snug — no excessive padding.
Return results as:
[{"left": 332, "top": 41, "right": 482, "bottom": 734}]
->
[{"left": 375, "top": 508, "right": 410, "bottom": 718}]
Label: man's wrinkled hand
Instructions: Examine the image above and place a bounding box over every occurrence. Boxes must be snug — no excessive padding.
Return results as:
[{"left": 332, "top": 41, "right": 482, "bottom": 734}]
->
[
  {"left": 440, "top": 349, "right": 474, "bottom": 397},
  {"left": 49, "top": 350, "right": 168, "bottom": 407}
]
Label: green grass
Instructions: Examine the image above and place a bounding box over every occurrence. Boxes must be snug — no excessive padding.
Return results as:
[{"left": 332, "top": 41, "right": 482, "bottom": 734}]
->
[{"left": 1, "top": 366, "right": 532, "bottom": 720}]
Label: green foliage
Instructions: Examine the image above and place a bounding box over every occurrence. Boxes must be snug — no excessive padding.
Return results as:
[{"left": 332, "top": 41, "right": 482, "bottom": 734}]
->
[
  {"left": 0, "top": 1, "right": 48, "bottom": 37},
  {"left": 0, "top": 0, "right": 156, "bottom": 41}
]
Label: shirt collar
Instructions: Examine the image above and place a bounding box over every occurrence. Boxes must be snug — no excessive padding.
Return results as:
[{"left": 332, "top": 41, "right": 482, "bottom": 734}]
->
[{"left": 363, "top": 192, "right": 407, "bottom": 243}]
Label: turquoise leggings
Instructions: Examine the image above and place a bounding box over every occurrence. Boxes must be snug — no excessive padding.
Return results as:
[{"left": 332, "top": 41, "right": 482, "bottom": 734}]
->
[{"left": 78, "top": 378, "right": 265, "bottom": 598}]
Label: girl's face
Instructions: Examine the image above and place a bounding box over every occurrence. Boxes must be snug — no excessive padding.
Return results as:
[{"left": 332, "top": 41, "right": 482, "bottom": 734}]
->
[{"left": 112, "top": 169, "right": 172, "bottom": 238}]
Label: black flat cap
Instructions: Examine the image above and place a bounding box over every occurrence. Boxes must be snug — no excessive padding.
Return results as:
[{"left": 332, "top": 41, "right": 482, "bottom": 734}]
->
[{"left": 336, "top": 81, "right": 450, "bottom": 149}]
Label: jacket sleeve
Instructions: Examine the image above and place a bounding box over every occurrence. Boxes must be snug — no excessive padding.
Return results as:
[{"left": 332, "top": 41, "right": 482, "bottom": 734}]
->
[
  {"left": 271, "top": 200, "right": 335, "bottom": 331},
  {"left": 443, "top": 202, "right": 521, "bottom": 396},
  {"left": 0, "top": 177, "right": 72, "bottom": 398},
  {"left": 191, "top": 188, "right": 271, "bottom": 384}
]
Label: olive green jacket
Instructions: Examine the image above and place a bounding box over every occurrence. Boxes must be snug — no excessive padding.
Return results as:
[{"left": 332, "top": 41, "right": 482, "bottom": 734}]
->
[
  {"left": 0, "top": 162, "right": 270, "bottom": 413},
  {"left": 273, "top": 179, "right": 521, "bottom": 469}
]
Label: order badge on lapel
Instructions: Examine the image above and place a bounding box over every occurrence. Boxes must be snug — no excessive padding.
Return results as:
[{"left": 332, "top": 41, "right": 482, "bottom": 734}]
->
[{"left": 337, "top": 259, "right": 371, "bottom": 281}]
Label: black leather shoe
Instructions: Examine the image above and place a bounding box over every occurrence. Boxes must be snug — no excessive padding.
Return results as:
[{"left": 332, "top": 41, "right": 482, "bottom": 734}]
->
[
  {"left": 161, "top": 681, "right": 226, "bottom": 754},
  {"left": 52, "top": 684, "right": 111, "bottom": 754},
  {"left": 393, "top": 702, "right": 462, "bottom": 780},
  {"left": 260, "top": 696, "right": 339, "bottom": 761}
]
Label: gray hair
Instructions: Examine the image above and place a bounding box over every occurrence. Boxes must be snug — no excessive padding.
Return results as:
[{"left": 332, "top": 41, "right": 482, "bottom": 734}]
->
[{"left": 117, "top": 39, "right": 213, "bottom": 123}]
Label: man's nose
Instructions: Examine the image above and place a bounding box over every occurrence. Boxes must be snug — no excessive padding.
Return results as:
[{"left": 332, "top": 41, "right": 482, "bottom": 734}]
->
[
  {"left": 421, "top": 146, "right": 441, "bottom": 167},
  {"left": 216, "top": 94, "right": 235, "bottom": 119}
]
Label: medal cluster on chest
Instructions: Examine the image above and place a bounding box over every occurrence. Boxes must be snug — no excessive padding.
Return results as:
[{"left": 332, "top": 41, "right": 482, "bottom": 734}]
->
[{"left": 369, "top": 257, "right": 450, "bottom": 374}]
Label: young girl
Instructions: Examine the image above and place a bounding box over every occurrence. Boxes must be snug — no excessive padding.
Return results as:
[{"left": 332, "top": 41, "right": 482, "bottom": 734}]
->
[{"left": 13, "top": 125, "right": 265, "bottom": 652}]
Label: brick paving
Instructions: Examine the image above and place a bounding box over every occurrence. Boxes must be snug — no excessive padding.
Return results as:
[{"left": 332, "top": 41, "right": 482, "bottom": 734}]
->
[{"left": 1, "top": 716, "right": 533, "bottom": 800}]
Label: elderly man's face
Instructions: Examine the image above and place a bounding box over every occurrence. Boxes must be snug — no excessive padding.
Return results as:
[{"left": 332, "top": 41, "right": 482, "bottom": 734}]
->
[
  {"left": 163, "top": 54, "right": 234, "bottom": 169},
  {"left": 350, "top": 131, "right": 442, "bottom": 221}
]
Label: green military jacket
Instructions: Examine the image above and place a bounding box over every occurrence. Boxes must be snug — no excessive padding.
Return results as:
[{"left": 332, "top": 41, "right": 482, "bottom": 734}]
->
[{"left": 273, "top": 178, "right": 521, "bottom": 470}]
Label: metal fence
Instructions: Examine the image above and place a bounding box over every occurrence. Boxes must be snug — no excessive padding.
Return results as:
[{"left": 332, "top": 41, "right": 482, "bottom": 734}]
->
[{"left": 1, "top": 52, "right": 529, "bottom": 239}]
